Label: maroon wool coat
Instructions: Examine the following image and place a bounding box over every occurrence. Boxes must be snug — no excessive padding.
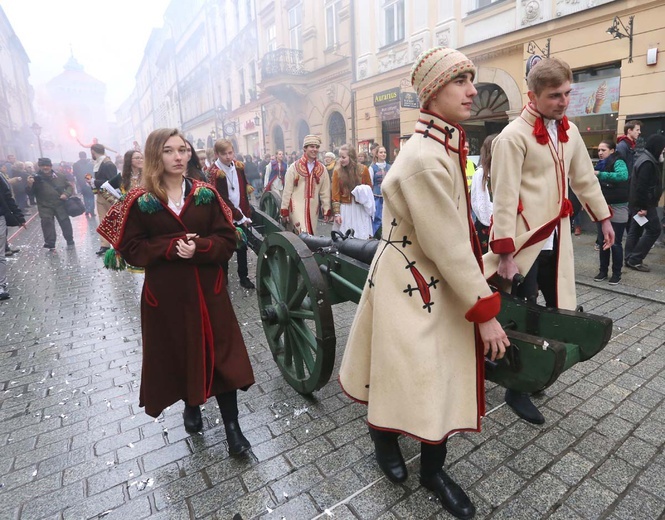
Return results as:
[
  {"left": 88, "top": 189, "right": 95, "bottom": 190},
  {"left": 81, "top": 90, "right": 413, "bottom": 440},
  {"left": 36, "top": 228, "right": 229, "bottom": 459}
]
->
[{"left": 111, "top": 180, "right": 255, "bottom": 417}]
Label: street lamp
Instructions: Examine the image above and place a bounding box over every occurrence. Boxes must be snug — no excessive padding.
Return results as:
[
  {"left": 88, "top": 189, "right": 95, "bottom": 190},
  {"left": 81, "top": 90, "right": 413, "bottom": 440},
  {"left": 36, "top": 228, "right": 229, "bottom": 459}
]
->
[
  {"left": 31, "top": 122, "right": 43, "bottom": 156},
  {"left": 606, "top": 15, "right": 634, "bottom": 63}
]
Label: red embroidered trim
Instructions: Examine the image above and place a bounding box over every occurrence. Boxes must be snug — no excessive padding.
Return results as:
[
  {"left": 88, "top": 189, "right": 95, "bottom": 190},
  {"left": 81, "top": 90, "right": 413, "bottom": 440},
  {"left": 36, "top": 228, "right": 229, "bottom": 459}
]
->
[
  {"left": 196, "top": 238, "right": 212, "bottom": 253},
  {"left": 144, "top": 284, "right": 158, "bottom": 307}
]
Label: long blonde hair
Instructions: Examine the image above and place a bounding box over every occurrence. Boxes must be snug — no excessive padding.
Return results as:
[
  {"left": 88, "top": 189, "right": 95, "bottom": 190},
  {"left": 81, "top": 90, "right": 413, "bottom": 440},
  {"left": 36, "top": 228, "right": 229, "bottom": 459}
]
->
[
  {"left": 335, "top": 144, "right": 363, "bottom": 195},
  {"left": 142, "top": 128, "right": 186, "bottom": 202}
]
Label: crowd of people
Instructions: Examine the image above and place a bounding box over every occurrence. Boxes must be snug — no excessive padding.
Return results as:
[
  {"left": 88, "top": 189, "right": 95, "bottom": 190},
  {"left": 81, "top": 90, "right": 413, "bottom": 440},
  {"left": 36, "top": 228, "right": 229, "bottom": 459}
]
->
[{"left": 1, "top": 44, "right": 665, "bottom": 519}]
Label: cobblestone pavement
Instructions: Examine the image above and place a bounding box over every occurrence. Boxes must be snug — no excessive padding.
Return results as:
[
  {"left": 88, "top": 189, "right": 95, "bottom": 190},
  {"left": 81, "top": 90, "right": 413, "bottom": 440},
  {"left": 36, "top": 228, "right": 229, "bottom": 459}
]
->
[{"left": 0, "top": 209, "right": 664, "bottom": 520}]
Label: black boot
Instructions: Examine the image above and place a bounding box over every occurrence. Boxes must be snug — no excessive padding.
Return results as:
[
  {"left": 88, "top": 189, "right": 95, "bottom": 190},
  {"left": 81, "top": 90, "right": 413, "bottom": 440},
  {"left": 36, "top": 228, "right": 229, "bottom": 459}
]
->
[
  {"left": 368, "top": 425, "right": 407, "bottom": 483},
  {"left": 420, "top": 440, "right": 475, "bottom": 519},
  {"left": 505, "top": 389, "right": 545, "bottom": 424},
  {"left": 224, "top": 419, "right": 251, "bottom": 456},
  {"left": 217, "top": 391, "right": 251, "bottom": 456},
  {"left": 183, "top": 403, "right": 203, "bottom": 433}
]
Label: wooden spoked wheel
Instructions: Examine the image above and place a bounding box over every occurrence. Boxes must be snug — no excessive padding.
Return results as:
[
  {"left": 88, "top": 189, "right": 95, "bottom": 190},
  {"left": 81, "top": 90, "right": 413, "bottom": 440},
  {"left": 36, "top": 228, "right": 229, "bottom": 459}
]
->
[
  {"left": 259, "top": 191, "right": 282, "bottom": 221},
  {"left": 256, "top": 232, "right": 336, "bottom": 394}
]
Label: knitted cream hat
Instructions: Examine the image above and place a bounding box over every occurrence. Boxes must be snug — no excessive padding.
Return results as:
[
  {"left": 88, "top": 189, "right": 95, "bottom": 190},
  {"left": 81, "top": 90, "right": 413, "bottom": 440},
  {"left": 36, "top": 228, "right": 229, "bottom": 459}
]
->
[
  {"left": 411, "top": 47, "right": 476, "bottom": 108},
  {"left": 302, "top": 134, "right": 321, "bottom": 148}
]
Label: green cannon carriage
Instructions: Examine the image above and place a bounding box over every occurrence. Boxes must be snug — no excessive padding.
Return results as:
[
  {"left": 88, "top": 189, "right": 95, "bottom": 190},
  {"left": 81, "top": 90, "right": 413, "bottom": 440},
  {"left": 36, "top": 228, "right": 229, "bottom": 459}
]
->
[{"left": 248, "top": 192, "right": 612, "bottom": 395}]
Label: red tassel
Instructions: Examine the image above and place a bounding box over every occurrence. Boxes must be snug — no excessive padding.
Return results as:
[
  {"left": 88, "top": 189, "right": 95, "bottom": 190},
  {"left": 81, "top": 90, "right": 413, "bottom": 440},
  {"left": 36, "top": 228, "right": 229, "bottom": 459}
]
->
[
  {"left": 560, "top": 198, "right": 574, "bottom": 218},
  {"left": 558, "top": 116, "right": 570, "bottom": 143},
  {"left": 533, "top": 117, "right": 549, "bottom": 145}
]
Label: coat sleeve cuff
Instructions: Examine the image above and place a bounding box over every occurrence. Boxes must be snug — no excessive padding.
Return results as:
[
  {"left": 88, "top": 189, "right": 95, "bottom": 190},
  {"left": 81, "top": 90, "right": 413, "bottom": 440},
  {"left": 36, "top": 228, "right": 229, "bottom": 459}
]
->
[
  {"left": 280, "top": 209, "right": 289, "bottom": 217},
  {"left": 166, "top": 236, "right": 185, "bottom": 260},
  {"left": 465, "top": 292, "right": 501, "bottom": 323},
  {"left": 585, "top": 203, "right": 613, "bottom": 222},
  {"left": 489, "top": 237, "right": 516, "bottom": 254}
]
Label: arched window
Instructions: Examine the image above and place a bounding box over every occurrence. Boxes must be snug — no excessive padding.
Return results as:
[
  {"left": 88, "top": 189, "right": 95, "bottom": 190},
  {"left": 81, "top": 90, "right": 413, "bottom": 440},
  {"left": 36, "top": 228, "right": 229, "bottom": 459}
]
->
[
  {"left": 327, "top": 111, "right": 346, "bottom": 151},
  {"left": 297, "top": 120, "right": 310, "bottom": 149},
  {"left": 272, "top": 125, "right": 285, "bottom": 153}
]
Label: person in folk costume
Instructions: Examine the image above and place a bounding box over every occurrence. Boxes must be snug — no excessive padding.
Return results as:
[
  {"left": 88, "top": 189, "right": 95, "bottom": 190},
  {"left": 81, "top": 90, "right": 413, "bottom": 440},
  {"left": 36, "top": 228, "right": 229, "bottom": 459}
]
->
[
  {"left": 97, "top": 128, "right": 255, "bottom": 456},
  {"left": 263, "top": 150, "right": 287, "bottom": 196},
  {"left": 483, "top": 57, "right": 614, "bottom": 425},
  {"left": 280, "top": 135, "right": 332, "bottom": 234},
  {"left": 331, "top": 144, "right": 374, "bottom": 239},
  {"left": 339, "top": 47, "right": 509, "bottom": 520},
  {"left": 208, "top": 139, "right": 256, "bottom": 290},
  {"left": 368, "top": 145, "right": 391, "bottom": 236},
  {"left": 91, "top": 143, "right": 118, "bottom": 256}
]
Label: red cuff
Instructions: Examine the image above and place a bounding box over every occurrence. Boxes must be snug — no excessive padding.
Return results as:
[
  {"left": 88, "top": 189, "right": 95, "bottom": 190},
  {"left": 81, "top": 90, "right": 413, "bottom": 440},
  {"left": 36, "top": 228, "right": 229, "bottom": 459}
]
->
[
  {"left": 490, "top": 237, "right": 516, "bottom": 254},
  {"left": 280, "top": 209, "right": 289, "bottom": 217},
  {"left": 232, "top": 208, "right": 243, "bottom": 221},
  {"left": 195, "top": 237, "right": 212, "bottom": 253},
  {"left": 324, "top": 209, "right": 332, "bottom": 218},
  {"left": 465, "top": 292, "right": 501, "bottom": 323}
]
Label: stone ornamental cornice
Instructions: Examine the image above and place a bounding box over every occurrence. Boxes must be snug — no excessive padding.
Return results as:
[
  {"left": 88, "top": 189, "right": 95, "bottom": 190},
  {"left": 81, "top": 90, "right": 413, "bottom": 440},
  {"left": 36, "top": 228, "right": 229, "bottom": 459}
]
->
[{"left": 467, "top": 43, "right": 524, "bottom": 63}]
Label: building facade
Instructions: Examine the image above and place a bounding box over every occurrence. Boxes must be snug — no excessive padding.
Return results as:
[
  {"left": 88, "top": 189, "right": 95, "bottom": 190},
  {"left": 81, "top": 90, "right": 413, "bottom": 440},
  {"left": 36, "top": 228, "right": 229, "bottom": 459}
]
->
[
  {"left": 256, "top": 0, "right": 353, "bottom": 156},
  {"left": 353, "top": 0, "right": 665, "bottom": 158},
  {"left": 0, "top": 5, "right": 34, "bottom": 161}
]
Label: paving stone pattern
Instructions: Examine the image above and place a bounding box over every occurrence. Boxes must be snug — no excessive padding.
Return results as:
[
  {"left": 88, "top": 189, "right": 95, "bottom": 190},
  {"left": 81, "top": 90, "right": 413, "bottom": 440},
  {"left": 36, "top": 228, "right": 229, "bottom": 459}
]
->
[{"left": 0, "top": 212, "right": 664, "bottom": 519}]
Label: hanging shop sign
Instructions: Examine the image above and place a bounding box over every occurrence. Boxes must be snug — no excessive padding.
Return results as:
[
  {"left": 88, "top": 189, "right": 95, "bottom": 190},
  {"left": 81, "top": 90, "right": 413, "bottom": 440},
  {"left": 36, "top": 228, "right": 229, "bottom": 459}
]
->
[{"left": 401, "top": 92, "right": 420, "bottom": 109}]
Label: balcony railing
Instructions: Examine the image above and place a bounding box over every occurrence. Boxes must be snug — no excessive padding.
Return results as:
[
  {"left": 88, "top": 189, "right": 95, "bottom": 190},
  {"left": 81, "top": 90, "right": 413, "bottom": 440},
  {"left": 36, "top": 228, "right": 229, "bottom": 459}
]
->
[{"left": 261, "top": 49, "right": 307, "bottom": 79}]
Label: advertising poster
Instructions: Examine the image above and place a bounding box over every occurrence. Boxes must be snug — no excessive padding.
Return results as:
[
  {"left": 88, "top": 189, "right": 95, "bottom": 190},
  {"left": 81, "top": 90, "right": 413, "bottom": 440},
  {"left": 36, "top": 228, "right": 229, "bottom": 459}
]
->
[{"left": 568, "top": 76, "right": 621, "bottom": 118}]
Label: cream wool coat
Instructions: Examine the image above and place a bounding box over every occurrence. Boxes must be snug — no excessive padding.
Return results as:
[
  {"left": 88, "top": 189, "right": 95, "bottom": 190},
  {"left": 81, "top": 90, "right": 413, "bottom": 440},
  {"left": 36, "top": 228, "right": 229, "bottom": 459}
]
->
[
  {"left": 280, "top": 158, "right": 331, "bottom": 234},
  {"left": 483, "top": 105, "right": 611, "bottom": 310},
  {"left": 339, "top": 111, "right": 501, "bottom": 443}
]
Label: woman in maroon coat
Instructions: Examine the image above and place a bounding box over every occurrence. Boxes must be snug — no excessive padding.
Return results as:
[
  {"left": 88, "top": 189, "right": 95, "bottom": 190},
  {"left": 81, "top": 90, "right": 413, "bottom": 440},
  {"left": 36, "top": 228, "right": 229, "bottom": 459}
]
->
[{"left": 98, "top": 128, "right": 255, "bottom": 456}]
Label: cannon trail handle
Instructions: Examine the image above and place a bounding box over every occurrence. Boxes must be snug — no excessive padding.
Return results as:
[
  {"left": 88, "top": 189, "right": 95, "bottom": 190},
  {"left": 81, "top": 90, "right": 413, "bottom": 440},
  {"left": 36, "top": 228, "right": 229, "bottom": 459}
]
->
[{"left": 511, "top": 273, "right": 525, "bottom": 296}]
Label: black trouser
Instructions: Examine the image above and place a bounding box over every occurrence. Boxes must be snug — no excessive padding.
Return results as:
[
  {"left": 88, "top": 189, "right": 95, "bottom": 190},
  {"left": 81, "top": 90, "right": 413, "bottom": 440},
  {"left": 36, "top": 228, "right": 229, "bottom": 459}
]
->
[
  {"left": 625, "top": 207, "right": 661, "bottom": 265},
  {"left": 223, "top": 247, "right": 249, "bottom": 281},
  {"left": 40, "top": 210, "right": 73, "bottom": 247},
  {"left": 516, "top": 244, "right": 558, "bottom": 308},
  {"left": 598, "top": 221, "right": 626, "bottom": 276},
  {"left": 215, "top": 390, "right": 239, "bottom": 424}
]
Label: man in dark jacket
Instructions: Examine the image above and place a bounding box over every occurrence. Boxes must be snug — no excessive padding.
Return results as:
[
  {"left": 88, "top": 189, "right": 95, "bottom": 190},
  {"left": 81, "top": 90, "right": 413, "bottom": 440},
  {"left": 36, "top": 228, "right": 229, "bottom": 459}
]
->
[
  {"left": 72, "top": 151, "right": 95, "bottom": 217},
  {"left": 0, "top": 173, "right": 26, "bottom": 300},
  {"left": 26, "top": 158, "right": 74, "bottom": 250},
  {"left": 91, "top": 143, "right": 118, "bottom": 255},
  {"left": 624, "top": 134, "right": 665, "bottom": 271},
  {"left": 616, "top": 120, "right": 642, "bottom": 175}
]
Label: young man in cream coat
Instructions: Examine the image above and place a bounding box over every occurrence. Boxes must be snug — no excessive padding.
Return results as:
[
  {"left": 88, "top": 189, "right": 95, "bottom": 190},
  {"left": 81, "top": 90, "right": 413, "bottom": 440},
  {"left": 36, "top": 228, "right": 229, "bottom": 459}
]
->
[
  {"left": 339, "top": 47, "right": 509, "bottom": 520},
  {"left": 484, "top": 57, "right": 614, "bottom": 425}
]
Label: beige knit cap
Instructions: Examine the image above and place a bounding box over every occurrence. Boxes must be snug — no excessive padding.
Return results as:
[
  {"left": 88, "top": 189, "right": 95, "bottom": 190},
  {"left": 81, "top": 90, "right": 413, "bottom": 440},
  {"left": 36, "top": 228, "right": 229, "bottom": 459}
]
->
[
  {"left": 302, "top": 134, "right": 321, "bottom": 148},
  {"left": 411, "top": 47, "right": 476, "bottom": 108}
]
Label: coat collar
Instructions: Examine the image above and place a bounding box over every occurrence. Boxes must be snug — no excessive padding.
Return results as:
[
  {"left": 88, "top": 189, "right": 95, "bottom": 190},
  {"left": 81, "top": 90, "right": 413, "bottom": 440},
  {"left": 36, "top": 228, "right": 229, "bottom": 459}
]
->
[
  {"left": 415, "top": 109, "right": 465, "bottom": 160},
  {"left": 521, "top": 104, "right": 570, "bottom": 145}
]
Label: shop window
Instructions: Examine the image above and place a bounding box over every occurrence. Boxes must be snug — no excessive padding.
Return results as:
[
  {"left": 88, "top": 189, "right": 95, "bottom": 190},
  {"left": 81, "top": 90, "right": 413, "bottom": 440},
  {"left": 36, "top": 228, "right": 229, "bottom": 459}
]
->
[
  {"left": 325, "top": 0, "right": 341, "bottom": 49},
  {"left": 383, "top": 0, "right": 404, "bottom": 47},
  {"left": 569, "top": 64, "right": 621, "bottom": 157},
  {"left": 328, "top": 111, "right": 346, "bottom": 150},
  {"left": 289, "top": 4, "right": 303, "bottom": 50}
]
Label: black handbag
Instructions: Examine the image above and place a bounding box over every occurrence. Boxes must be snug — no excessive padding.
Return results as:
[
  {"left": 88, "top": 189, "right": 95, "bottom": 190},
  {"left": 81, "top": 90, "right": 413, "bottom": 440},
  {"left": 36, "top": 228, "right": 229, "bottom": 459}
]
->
[{"left": 64, "top": 195, "right": 86, "bottom": 217}]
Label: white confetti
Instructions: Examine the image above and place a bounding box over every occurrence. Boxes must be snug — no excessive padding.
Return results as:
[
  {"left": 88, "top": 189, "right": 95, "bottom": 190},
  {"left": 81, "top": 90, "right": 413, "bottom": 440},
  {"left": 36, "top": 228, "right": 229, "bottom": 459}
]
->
[
  {"left": 324, "top": 509, "right": 334, "bottom": 517},
  {"left": 266, "top": 506, "right": 273, "bottom": 513},
  {"left": 283, "top": 492, "right": 289, "bottom": 499},
  {"left": 128, "top": 443, "right": 134, "bottom": 448},
  {"left": 32, "top": 470, "right": 37, "bottom": 477},
  {"left": 293, "top": 406, "right": 308, "bottom": 418}
]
